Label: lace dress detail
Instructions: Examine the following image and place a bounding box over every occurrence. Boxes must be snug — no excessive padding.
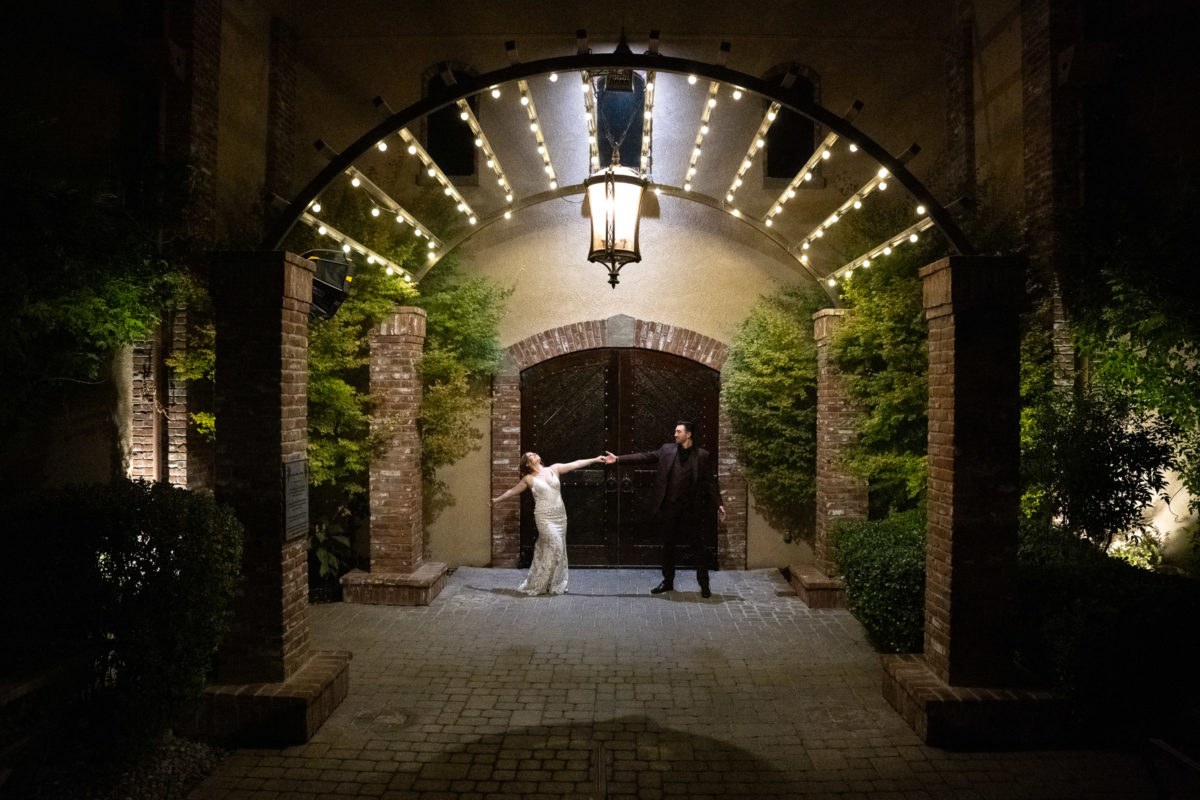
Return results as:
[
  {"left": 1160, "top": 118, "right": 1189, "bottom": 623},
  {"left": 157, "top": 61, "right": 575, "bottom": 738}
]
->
[{"left": 518, "top": 469, "right": 569, "bottom": 595}]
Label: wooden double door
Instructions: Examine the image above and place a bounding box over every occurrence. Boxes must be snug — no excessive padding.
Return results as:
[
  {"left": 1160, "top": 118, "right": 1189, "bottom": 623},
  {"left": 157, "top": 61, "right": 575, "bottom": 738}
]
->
[{"left": 520, "top": 348, "right": 720, "bottom": 567}]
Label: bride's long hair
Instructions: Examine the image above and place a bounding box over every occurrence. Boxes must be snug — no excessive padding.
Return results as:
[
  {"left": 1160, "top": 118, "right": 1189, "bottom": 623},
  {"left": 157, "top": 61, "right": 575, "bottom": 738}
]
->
[{"left": 519, "top": 452, "right": 538, "bottom": 476}]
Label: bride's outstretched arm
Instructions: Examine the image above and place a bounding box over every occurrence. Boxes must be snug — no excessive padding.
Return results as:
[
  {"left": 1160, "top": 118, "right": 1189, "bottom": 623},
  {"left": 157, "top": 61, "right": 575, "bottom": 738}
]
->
[
  {"left": 491, "top": 477, "right": 531, "bottom": 505},
  {"left": 553, "top": 455, "right": 606, "bottom": 474}
]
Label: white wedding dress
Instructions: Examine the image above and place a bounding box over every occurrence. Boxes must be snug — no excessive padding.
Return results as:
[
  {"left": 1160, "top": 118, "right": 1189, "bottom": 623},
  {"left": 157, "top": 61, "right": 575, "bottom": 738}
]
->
[{"left": 518, "top": 468, "right": 569, "bottom": 595}]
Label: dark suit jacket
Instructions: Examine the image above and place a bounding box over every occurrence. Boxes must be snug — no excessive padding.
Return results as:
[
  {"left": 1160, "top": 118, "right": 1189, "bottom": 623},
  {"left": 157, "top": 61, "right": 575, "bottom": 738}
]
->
[{"left": 617, "top": 443, "right": 723, "bottom": 514}]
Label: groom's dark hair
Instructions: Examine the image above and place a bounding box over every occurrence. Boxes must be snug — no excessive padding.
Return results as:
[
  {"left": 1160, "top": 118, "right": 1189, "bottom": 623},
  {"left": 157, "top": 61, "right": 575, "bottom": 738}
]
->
[{"left": 677, "top": 420, "right": 695, "bottom": 435}]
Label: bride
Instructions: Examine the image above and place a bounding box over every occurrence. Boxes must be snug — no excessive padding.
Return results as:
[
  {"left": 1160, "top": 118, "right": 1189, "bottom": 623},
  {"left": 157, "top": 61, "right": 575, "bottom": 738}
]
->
[{"left": 491, "top": 451, "right": 604, "bottom": 595}]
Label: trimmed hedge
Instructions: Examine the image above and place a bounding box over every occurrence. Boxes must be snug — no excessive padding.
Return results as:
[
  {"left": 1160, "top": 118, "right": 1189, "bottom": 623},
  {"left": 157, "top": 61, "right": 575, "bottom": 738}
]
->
[
  {"left": 831, "top": 508, "right": 925, "bottom": 653},
  {"left": 1, "top": 479, "right": 243, "bottom": 748}
]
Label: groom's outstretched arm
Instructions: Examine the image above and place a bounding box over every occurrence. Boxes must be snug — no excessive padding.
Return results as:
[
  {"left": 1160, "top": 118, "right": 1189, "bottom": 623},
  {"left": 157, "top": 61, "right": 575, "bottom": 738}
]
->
[{"left": 603, "top": 448, "right": 660, "bottom": 465}]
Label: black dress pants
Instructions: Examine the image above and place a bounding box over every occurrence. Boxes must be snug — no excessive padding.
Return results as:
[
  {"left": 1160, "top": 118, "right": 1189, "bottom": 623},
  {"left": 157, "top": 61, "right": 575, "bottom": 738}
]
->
[{"left": 659, "top": 501, "right": 709, "bottom": 586}]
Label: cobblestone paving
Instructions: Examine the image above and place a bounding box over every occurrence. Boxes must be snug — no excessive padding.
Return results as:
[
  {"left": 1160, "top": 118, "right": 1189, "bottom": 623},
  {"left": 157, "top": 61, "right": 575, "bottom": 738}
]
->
[{"left": 189, "top": 568, "right": 1168, "bottom": 799}]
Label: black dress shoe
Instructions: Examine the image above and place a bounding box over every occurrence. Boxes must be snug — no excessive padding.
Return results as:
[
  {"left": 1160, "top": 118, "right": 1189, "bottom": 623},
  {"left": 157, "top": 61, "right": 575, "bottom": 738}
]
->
[
  {"left": 700, "top": 585, "right": 712, "bottom": 598},
  {"left": 650, "top": 580, "right": 673, "bottom": 594}
]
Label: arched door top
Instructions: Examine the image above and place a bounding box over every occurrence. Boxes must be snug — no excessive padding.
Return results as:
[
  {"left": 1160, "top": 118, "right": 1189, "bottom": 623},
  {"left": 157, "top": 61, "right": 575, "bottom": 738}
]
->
[{"left": 505, "top": 315, "right": 727, "bottom": 374}]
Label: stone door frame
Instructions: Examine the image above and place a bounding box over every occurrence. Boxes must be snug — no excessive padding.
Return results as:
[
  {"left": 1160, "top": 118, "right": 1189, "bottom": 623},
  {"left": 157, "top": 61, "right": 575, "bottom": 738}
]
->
[{"left": 489, "top": 314, "right": 747, "bottom": 569}]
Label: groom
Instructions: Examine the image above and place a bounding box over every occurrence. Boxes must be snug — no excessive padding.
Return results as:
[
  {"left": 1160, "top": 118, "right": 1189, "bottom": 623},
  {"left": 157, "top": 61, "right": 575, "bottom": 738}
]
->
[{"left": 603, "top": 421, "right": 726, "bottom": 597}]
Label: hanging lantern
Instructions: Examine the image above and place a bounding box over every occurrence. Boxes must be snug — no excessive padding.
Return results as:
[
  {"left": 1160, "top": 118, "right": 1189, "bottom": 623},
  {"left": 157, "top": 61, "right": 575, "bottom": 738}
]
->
[{"left": 584, "top": 164, "right": 646, "bottom": 287}]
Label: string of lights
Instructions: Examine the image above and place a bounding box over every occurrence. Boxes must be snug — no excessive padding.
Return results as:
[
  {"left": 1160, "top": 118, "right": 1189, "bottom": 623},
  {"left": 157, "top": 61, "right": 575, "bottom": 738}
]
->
[
  {"left": 331, "top": 166, "right": 443, "bottom": 252},
  {"left": 725, "top": 100, "right": 779, "bottom": 207},
  {"left": 682, "top": 77, "right": 721, "bottom": 192},
  {"left": 639, "top": 70, "right": 656, "bottom": 175},
  {"left": 763, "top": 130, "right": 840, "bottom": 227},
  {"left": 299, "top": 211, "right": 414, "bottom": 281},
  {"left": 397, "top": 128, "right": 478, "bottom": 224},
  {"left": 825, "top": 215, "right": 936, "bottom": 285},
  {"left": 581, "top": 70, "right": 600, "bottom": 172},
  {"left": 456, "top": 99, "right": 514, "bottom": 204},
  {"left": 795, "top": 165, "right": 893, "bottom": 250},
  {"left": 517, "top": 79, "right": 558, "bottom": 190}
]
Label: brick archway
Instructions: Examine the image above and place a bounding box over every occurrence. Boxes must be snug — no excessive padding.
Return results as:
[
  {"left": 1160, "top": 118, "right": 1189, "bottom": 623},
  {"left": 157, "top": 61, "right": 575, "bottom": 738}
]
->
[{"left": 489, "top": 315, "right": 747, "bottom": 568}]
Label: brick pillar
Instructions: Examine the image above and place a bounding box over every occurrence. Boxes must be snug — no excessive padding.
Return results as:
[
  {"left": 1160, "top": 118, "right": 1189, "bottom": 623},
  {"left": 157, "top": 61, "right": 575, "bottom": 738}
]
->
[
  {"left": 881, "top": 256, "right": 1064, "bottom": 747},
  {"left": 166, "top": 307, "right": 189, "bottom": 486},
  {"left": 791, "top": 309, "right": 867, "bottom": 608},
  {"left": 191, "top": 250, "right": 349, "bottom": 745},
  {"left": 129, "top": 334, "right": 160, "bottom": 482},
  {"left": 342, "top": 307, "right": 447, "bottom": 605},
  {"left": 490, "top": 362, "right": 522, "bottom": 567}
]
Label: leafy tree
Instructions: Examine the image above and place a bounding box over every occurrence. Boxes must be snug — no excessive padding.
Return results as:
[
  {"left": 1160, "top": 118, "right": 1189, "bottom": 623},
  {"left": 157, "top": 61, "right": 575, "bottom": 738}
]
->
[
  {"left": 0, "top": 118, "right": 189, "bottom": 448},
  {"left": 721, "top": 285, "right": 824, "bottom": 541}
]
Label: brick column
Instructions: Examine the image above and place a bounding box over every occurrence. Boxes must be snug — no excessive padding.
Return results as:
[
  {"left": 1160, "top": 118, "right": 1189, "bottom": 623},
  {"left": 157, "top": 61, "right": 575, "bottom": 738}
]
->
[
  {"left": 791, "top": 309, "right": 867, "bottom": 607},
  {"left": 342, "top": 308, "right": 447, "bottom": 605},
  {"left": 882, "top": 256, "right": 1064, "bottom": 747},
  {"left": 127, "top": 308, "right": 188, "bottom": 487},
  {"left": 129, "top": 334, "right": 160, "bottom": 482},
  {"left": 490, "top": 361, "right": 522, "bottom": 567},
  {"left": 190, "top": 251, "right": 349, "bottom": 745}
]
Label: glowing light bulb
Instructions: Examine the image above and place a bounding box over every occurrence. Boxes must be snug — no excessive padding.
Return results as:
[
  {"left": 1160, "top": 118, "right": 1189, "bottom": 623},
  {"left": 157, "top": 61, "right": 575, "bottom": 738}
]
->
[
  {"left": 774, "top": 205, "right": 782, "bottom": 214},
  {"left": 311, "top": 202, "right": 321, "bottom": 213},
  {"left": 529, "top": 122, "right": 538, "bottom": 132},
  {"left": 849, "top": 143, "right": 858, "bottom": 152},
  {"left": 427, "top": 167, "right": 436, "bottom": 177},
  {"left": 414, "top": 229, "right": 422, "bottom": 237},
  {"left": 647, "top": 81, "right": 654, "bottom": 91},
  {"left": 803, "top": 173, "right": 813, "bottom": 182},
  {"left": 407, "top": 145, "right": 417, "bottom": 155},
  {"left": 537, "top": 145, "right": 545, "bottom": 154},
  {"left": 318, "top": 226, "right": 327, "bottom": 235},
  {"left": 644, "top": 110, "right": 651, "bottom": 119},
  {"left": 342, "top": 244, "right": 351, "bottom": 253},
  {"left": 734, "top": 178, "right": 742, "bottom": 187},
  {"left": 830, "top": 214, "right": 839, "bottom": 223},
  {"left": 504, "top": 210, "right": 512, "bottom": 219},
  {"left": 820, "top": 150, "right": 830, "bottom": 160},
  {"left": 684, "top": 182, "right": 691, "bottom": 191},
  {"left": 756, "top": 138, "right": 764, "bottom": 148},
  {"left": 731, "top": 209, "right": 740, "bottom": 217},
  {"left": 883, "top": 246, "right": 892, "bottom": 255},
  {"left": 765, "top": 219, "right": 772, "bottom": 227},
  {"left": 916, "top": 205, "right": 926, "bottom": 215},
  {"left": 815, "top": 229, "right": 824, "bottom": 238},
  {"left": 827, "top": 278, "right": 836, "bottom": 286},
  {"left": 427, "top": 241, "right": 436, "bottom": 249},
  {"left": 863, "top": 259, "right": 870, "bottom": 267},
  {"left": 544, "top": 165, "right": 553, "bottom": 175},
  {"left": 488, "top": 160, "right": 495, "bottom": 170},
  {"left": 386, "top": 266, "right": 394, "bottom": 275},
  {"left": 767, "top": 111, "right": 776, "bottom": 121},
  {"left": 732, "top": 89, "right": 743, "bottom": 100},
  {"left": 428, "top": 252, "right": 436, "bottom": 260},
  {"left": 878, "top": 167, "right": 889, "bottom": 178},
  {"left": 700, "top": 125, "right": 708, "bottom": 135},
  {"left": 802, "top": 242, "right": 810, "bottom": 250},
  {"left": 800, "top": 254, "right": 808, "bottom": 263},
  {"left": 456, "top": 203, "right": 465, "bottom": 211},
  {"left": 443, "top": 187, "right": 452, "bottom": 195},
  {"left": 459, "top": 111, "right": 468, "bottom": 121},
  {"left": 910, "top": 233, "right": 919, "bottom": 242},
  {"left": 726, "top": 193, "right": 734, "bottom": 202},
  {"left": 853, "top": 200, "right": 862, "bottom": 209},
  {"left": 367, "top": 255, "right": 376, "bottom": 264},
  {"left": 693, "top": 147, "right": 702, "bottom": 157},
  {"left": 549, "top": 73, "right": 558, "bottom": 82},
  {"left": 377, "top": 141, "right": 387, "bottom": 152},
  {"left": 474, "top": 138, "right": 483, "bottom": 147},
  {"left": 371, "top": 207, "right": 380, "bottom": 217},
  {"left": 708, "top": 97, "right": 717, "bottom": 108},
  {"left": 490, "top": 87, "right": 500, "bottom": 99},
  {"left": 505, "top": 194, "right": 513, "bottom": 202},
  {"left": 469, "top": 216, "right": 477, "bottom": 224},
  {"left": 879, "top": 181, "right": 888, "bottom": 190},
  {"left": 395, "top": 214, "right": 404, "bottom": 223},
  {"left": 351, "top": 177, "right": 361, "bottom": 187},
  {"left": 688, "top": 75, "right": 697, "bottom": 85}
]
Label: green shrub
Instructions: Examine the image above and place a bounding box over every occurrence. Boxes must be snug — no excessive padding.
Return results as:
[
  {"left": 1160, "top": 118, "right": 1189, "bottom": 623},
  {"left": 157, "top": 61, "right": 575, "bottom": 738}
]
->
[
  {"left": 721, "top": 286, "right": 824, "bottom": 540},
  {"left": 832, "top": 508, "right": 926, "bottom": 653},
  {"left": 1016, "top": 521, "right": 1200, "bottom": 735},
  {"left": 1, "top": 479, "right": 243, "bottom": 748}
]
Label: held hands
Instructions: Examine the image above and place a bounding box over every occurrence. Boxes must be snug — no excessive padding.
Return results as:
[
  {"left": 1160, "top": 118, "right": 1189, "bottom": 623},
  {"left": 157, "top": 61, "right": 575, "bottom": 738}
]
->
[{"left": 602, "top": 451, "right": 617, "bottom": 464}]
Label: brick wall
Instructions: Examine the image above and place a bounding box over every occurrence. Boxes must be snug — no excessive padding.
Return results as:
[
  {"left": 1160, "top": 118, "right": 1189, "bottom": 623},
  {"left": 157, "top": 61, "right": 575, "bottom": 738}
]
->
[
  {"left": 213, "top": 251, "right": 313, "bottom": 684},
  {"left": 945, "top": 0, "right": 977, "bottom": 200},
  {"left": 265, "top": 16, "right": 296, "bottom": 201},
  {"left": 1023, "top": 0, "right": 1082, "bottom": 386},
  {"left": 492, "top": 317, "right": 746, "bottom": 568},
  {"left": 129, "top": 333, "right": 160, "bottom": 482},
  {"left": 368, "top": 308, "right": 427, "bottom": 572},
  {"left": 128, "top": 308, "right": 189, "bottom": 487},
  {"left": 812, "top": 309, "right": 868, "bottom": 576}
]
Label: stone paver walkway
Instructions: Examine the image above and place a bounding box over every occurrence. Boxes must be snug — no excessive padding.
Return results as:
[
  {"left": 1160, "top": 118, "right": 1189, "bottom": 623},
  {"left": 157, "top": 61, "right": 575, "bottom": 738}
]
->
[{"left": 189, "top": 568, "right": 1175, "bottom": 799}]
